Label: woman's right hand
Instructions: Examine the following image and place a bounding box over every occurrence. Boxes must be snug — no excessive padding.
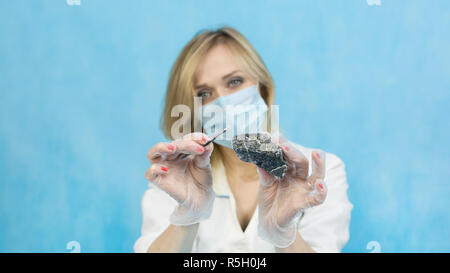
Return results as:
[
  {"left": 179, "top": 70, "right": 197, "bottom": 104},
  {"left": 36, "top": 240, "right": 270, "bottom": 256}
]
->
[{"left": 145, "top": 132, "right": 215, "bottom": 225}]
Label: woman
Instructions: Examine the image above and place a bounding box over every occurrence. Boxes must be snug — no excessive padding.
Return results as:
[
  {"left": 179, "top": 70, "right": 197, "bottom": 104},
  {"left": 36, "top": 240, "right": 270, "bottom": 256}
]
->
[{"left": 134, "top": 26, "right": 353, "bottom": 253}]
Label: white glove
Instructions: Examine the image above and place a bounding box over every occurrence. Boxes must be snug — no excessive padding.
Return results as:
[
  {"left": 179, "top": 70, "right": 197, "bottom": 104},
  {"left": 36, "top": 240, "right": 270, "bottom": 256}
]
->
[
  {"left": 145, "top": 132, "right": 215, "bottom": 226},
  {"left": 257, "top": 138, "right": 327, "bottom": 248}
]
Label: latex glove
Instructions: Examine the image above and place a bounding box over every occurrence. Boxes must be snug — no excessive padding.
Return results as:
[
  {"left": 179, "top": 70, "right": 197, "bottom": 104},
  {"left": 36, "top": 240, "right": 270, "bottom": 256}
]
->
[
  {"left": 257, "top": 137, "right": 327, "bottom": 248},
  {"left": 145, "top": 132, "right": 215, "bottom": 226}
]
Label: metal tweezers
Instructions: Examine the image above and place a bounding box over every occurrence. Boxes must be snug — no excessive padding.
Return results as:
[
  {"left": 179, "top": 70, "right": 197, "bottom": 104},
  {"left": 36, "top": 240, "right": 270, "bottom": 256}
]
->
[{"left": 179, "top": 128, "right": 227, "bottom": 159}]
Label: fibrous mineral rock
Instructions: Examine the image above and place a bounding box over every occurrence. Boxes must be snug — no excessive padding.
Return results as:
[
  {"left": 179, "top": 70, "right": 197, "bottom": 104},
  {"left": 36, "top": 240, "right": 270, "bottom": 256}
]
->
[{"left": 231, "top": 132, "right": 288, "bottom": 179}]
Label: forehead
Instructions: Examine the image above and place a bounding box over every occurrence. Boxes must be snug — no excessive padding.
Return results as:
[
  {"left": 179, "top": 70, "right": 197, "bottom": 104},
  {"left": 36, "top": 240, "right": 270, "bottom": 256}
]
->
[{"left": 194, "top": 44, "right": 242, "bottom": 85}]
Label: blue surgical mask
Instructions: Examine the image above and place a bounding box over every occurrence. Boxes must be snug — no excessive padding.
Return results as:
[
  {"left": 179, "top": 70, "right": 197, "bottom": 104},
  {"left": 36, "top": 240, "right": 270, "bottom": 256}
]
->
[{"left": 202, "top": 83, "right": 268, "bottom": 148}]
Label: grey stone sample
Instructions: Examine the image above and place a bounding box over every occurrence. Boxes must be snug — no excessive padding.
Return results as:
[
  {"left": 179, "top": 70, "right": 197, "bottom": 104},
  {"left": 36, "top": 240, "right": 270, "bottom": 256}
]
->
[{"left": 231, "top": 132, "right": 288, "bottom": 179}]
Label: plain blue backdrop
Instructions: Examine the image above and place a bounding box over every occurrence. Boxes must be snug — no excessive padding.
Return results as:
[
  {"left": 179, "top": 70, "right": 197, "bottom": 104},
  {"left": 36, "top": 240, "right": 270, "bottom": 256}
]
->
[{"left": 1, "top": 0, "right": 449, "bottom": 253}]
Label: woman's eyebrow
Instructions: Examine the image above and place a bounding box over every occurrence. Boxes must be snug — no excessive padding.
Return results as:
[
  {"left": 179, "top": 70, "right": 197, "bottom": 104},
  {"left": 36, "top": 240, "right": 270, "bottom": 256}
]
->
[
  {"left": 195, "top": 70, "right": 241, "bottom": 89},
  {"left": 221, "top": 69, "right": 241, "bottom": 80}
]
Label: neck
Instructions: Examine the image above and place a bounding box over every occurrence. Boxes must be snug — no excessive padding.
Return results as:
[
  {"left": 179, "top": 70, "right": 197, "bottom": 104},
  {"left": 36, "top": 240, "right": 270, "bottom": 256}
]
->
[{"left": 219, "top": 145, "right": 259, "bottom": 183}]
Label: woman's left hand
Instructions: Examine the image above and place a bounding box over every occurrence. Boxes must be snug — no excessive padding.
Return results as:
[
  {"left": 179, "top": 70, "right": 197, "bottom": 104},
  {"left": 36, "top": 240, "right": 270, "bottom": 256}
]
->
[{"left": 256, "top": 139, "right": 327, "bottom": 248}]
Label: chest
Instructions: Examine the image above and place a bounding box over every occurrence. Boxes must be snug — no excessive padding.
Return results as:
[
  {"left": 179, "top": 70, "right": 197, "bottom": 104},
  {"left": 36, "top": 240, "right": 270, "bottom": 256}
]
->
[
  {"left": 194, "top": 196, "right": 276, "bottom": 252},
  {"left": 229, "top": 179, "right": 259, "bottom": 232}
]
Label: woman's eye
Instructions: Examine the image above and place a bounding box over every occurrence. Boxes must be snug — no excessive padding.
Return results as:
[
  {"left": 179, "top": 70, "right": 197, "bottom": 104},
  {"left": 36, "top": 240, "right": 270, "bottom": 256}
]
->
[
  {"left": 196, "top": 90, "right": 210, "bottom": 99},
  {"left": 229, "top": 78, "right": 243, "bottom": 87}
]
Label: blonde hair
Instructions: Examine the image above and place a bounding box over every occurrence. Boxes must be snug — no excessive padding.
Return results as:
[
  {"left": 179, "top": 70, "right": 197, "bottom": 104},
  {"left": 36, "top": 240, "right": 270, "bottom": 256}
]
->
[{"left": 160, "top": 26, "right": 278, "bottom": 169}]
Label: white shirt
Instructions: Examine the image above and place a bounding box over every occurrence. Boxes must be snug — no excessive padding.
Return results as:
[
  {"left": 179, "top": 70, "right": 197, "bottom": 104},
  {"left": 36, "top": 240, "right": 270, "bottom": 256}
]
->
[{"left": 134, "top": 142, "right": 353, "bottom": 253}]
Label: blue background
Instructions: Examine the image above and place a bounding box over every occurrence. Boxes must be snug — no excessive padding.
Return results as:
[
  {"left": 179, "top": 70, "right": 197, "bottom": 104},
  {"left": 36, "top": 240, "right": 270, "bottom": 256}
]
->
[{"left": 1, "top": 0, "right": 449, "bottom": 253}]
